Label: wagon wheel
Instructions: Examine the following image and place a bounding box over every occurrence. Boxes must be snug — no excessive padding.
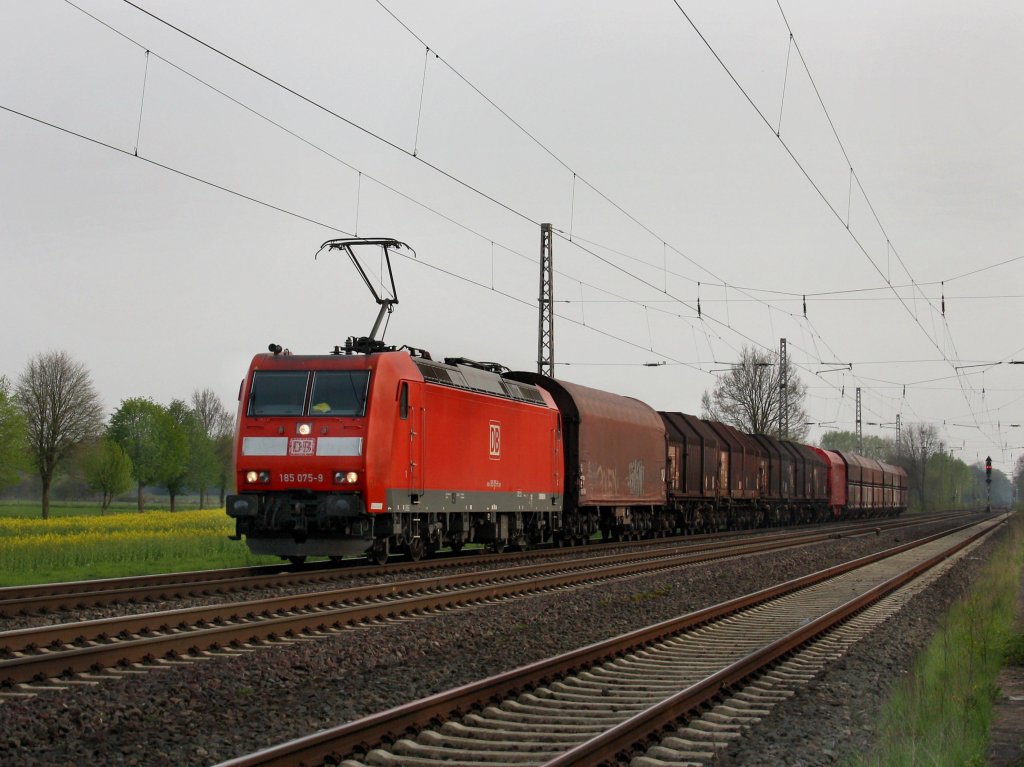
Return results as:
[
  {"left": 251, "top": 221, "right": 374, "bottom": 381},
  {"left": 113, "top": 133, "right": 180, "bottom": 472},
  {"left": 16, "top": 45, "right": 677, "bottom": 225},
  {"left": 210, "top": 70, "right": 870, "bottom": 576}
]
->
[
  {"left": 288, "top": 555, "right": 307, "bottom": 566},
  {"left": 367, "top": 540, "right": 389, "bottom": 566},
  {"left": 405, "top": 537, "right": 425, "bottom": 562}
]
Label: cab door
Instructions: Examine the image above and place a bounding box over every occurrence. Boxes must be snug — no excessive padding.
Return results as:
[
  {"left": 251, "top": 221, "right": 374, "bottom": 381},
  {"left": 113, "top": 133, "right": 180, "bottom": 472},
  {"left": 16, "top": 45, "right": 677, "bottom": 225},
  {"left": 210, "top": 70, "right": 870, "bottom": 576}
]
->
[{"left": 400, "top": 381, "right": 425, "bottom": 501}]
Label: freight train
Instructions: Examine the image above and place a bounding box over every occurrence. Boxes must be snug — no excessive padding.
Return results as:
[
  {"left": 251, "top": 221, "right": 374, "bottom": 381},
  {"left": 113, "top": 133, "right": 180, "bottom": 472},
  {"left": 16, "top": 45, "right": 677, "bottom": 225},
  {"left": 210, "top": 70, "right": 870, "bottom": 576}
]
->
[{"left": 226, "top": 345, "right": 907, "bottom": 565}]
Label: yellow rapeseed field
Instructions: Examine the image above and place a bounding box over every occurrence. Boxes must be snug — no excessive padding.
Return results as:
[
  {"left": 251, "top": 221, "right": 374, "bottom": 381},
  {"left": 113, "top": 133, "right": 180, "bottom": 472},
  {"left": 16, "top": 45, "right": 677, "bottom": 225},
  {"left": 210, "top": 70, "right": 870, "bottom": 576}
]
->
[{"left": 0, "top": 509, "right": 270, "bottom": 584}]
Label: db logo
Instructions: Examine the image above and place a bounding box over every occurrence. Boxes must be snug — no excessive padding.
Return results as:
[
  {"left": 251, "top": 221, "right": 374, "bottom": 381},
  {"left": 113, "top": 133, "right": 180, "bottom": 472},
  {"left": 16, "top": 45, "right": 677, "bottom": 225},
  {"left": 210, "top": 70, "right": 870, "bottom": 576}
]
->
[
  {"left": 289, "top": 438, "right": 315, "bottom": 456},
  {"left": 489, "top": 421, "right": 501, "bottom": 459}
]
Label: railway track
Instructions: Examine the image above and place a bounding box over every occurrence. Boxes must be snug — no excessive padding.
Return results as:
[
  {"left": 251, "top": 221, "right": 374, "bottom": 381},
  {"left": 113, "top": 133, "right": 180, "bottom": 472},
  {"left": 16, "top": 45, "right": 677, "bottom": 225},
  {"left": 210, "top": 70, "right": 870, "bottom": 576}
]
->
[
  {"left": 0, "top": 515, "right": 962, "bottom": 692},
  {"left": 209, "top": 515, "right": 1003, "bottom": 767},
  {"left": 0, "top": 513, "right": 967, "bottom": 618}
]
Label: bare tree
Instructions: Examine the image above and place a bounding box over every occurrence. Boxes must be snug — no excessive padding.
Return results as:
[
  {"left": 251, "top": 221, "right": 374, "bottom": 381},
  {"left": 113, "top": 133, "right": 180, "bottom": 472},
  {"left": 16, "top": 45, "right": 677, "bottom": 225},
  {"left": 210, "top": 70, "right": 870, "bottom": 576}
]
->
[
  {"left": 895, "top": 422, "right": 942, "bottom": 510},
  {"left": 16, "top": 351, "right": 104, "bottom": 518},
  {"left": 191, "top": 388, "right": 233, "bottom": 440},
  {"left": 191, "top": 388, "right": 234, "bottom": 507},
  {"left": 700, "top": 345, "right": 809, "bottom": 440}
]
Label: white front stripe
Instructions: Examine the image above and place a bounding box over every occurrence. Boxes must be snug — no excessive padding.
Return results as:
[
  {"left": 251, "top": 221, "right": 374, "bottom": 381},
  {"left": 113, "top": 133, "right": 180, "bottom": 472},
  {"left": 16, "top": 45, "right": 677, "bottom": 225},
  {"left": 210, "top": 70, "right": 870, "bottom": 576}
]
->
[
  {"left": 242, "top": 437, "right": 288, "bottom": 456},
  {"left": 316, "top": 437, "right": 364, "bottom": 456}
]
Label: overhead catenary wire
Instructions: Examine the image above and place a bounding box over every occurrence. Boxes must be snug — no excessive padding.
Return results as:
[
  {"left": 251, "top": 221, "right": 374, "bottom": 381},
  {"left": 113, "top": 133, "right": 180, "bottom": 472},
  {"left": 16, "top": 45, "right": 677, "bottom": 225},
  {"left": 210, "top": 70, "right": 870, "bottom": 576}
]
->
[
  {"left": 70, "top": 2, "right": 977, "bottom": 434},
  {"left": 63, "top": 0, "right": 722, "bottom": 348},
  {"left": 10, "top": 9, "right": 755, "bottom": 381},
  {"left": 369, "top": 0, "right": 848, "bottom": 338},
  {"left": 0, "top": 103, "right": 352, "bottom": 236},
  {"left": 666, "top": 0, "right": 1004, "bottom": 448},
  {"left": 117, "top": 0, "right": 1021, "bottom": 405},
  {"left": 93, "top": 0, "right": 805, "bottom": 374},
  {"left": 23, "top": 2, "right": 1020, "bottom": 461},
  {"left": 0, "top": 99, "right": 718, "bottom": 378},
  {"left": 20, "top": 3, "right": 747, "bottom": 385},
  {"left": 372, "top": 0, "right": 1020, "bottom": 448},
  {"left": 667, "top": 0, "right": 953, "bottom": 360},
  {"left": 114, "top": 0, "right": 541, "bottom": 228}
]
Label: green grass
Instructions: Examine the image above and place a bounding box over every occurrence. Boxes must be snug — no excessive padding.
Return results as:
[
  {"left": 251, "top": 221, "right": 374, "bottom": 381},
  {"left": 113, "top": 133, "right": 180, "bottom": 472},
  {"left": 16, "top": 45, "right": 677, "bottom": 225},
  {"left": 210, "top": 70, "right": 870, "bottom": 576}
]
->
[
  {"left": 0, "top": 502, "right": 280, "bottom": 586},
  {"left": 848, "top": 512, "right": 1024, "bottom": 767},
  {"left": 0, "top": 498, "right": 211, "bottom": 518},
  {"left": 1005, "top": 633, "right": 1024, "bottom": 667}
]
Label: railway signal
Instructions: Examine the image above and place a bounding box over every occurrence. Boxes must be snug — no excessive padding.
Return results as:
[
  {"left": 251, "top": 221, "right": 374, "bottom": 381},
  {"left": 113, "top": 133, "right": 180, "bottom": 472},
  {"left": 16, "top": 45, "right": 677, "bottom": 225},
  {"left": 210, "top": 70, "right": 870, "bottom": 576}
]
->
[{"left": 985, "top": 456, "right": 992, "bottom": 512}]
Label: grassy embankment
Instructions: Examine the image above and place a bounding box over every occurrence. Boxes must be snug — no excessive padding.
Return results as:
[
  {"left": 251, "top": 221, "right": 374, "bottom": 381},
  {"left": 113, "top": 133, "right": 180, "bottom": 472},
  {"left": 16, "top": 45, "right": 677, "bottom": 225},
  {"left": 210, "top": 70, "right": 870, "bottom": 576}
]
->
[
  {"left": 849, "top": 511, "right": 1024, "bottom": 767},
  {"left": 0, "top": 501, "right": 279, "bottom": 586}
]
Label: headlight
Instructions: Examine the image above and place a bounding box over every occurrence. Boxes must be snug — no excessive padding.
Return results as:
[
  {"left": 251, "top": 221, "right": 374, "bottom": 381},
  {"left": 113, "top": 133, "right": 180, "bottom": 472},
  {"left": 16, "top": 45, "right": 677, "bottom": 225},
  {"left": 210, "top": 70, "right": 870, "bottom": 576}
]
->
[
  {"left": 245, "top": 471, "right": 271, "bottom": 483},
  {"left": 346, "top": 471, "right": 358, "bottom": 484},
  {"left": 334, "top": 471, "right": 359, "bottom": 484},
  {"left": 246, "top": 471, "right": 259, "bottom": 483},
  {"left": 297, "top": 423, "right": 312, "bottom": 436}
]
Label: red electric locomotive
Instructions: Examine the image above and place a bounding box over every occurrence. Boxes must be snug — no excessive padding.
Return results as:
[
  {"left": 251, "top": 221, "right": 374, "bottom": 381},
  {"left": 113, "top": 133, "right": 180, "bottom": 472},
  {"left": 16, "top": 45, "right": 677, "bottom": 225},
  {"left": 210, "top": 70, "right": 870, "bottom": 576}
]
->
[{"left": 227, "top": 347, "right": 564, "bottom": 564}]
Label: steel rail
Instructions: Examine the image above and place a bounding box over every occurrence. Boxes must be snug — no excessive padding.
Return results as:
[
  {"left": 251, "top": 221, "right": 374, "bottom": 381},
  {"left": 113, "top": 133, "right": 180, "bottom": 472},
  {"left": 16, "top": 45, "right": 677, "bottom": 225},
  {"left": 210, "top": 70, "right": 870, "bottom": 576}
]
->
[
  {"left": 1, "top": 514, "right": 948, "bottom": 654},
  {"left": 541, "top": 519, "right": 999, "bottom": 766},
  {"left": 0, "top": 523, "right": 896, "bottom": 686},
  {"left": 0, "top": 513, "right": 967, "bottom": 616},
  {"left": 209, "top": 518, "right": 992, "bottom": 767}
]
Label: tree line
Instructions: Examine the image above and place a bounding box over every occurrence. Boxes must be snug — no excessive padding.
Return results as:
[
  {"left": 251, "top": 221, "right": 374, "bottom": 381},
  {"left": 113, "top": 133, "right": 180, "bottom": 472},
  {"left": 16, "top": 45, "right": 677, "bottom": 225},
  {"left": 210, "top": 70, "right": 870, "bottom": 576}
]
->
[
  {"left": 4, "top": 347, "right": 1019, "bottom": 518},
  {"left": 820, "top": 427, "right": 1016, "bottom": 510},
  {"left": 0, "top": 351, "right": 234, "bottom": 518}
]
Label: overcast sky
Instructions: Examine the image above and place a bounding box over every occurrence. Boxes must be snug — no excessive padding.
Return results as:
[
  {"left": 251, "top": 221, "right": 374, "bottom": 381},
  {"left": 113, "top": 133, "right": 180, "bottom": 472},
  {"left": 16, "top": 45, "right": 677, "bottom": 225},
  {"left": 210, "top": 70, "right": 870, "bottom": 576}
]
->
[{"left": 2, "top": 0, "right": 1022, "bottom": 473}]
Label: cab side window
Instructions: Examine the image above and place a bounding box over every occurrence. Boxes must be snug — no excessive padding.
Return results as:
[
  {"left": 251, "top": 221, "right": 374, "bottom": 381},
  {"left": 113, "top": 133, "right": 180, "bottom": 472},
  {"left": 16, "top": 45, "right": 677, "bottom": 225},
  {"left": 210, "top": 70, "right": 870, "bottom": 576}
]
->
[{"left": 399, "top": 382, "right": 409, "bottom": 420}]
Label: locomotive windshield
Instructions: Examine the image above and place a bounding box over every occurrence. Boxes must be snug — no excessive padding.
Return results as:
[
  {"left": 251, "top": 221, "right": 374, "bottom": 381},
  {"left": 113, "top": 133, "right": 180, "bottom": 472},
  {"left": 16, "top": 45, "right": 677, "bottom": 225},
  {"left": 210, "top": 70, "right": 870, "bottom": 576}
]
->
[
  {"left": 248, "top": 371, "right": 309, "bottom": 416},
  {"left": 247, "top": 370, "right": 370, "bottom": 417},
  {"left": 309, "top": 371, "right": 370, "bottom": 417}
]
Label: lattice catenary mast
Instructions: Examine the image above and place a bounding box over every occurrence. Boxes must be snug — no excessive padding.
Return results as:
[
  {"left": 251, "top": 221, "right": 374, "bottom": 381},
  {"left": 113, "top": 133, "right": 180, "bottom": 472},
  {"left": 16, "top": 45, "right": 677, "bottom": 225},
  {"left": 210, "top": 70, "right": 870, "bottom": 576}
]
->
[
  {"left": 779, "top": 338, "right": 788, "bottom": 438},
  {"left": 537, "top": 223, "right": 554, "bottom": 377}
]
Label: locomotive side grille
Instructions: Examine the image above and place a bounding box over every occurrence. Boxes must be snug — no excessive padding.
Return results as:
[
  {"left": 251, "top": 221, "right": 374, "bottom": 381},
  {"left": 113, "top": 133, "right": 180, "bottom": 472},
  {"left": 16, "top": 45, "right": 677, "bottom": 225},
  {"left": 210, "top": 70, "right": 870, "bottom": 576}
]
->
[
  {"left": 503, "top": 382, "right": 546, "bottom": 404},
  {"left": 414, "top": 359, "right": 547, "bottom": 406},
  {"left": 415, "top": 361, "right": 455, "bottom": 384}
]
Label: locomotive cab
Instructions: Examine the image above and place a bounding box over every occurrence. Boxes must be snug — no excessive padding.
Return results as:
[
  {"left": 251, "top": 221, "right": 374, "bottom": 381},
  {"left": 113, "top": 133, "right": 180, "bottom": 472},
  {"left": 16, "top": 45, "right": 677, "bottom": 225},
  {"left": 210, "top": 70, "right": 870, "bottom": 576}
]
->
[{"left": 226, "top": 351, "right": 388, "bottom": 562}]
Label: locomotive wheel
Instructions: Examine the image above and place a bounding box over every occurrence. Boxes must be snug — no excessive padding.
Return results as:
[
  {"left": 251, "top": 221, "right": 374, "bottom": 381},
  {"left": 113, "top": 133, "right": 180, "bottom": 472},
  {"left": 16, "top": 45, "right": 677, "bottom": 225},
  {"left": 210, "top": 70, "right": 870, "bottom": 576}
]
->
[
  {"left": 288, "top": 555, "right": 307, "bottom": 566},
  {"left": 406, "top": 538, "right": 425, "bottom": 562}
]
